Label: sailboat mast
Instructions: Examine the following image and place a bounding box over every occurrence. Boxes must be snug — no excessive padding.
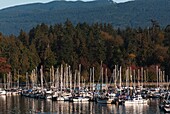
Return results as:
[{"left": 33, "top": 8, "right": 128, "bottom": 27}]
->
[
  {"left": 35, "top": 67, "right": 38, "bottom": 87},
  {"left": 78, "top": 64, "right": 81, "bottom": 91},
  {"left": 70, "top": 71, "right": 72, "bottom": 92},
  {"left": 26, "top": 72, "right": 28, "bottom": 89},
  {"left": 52, "top": 66, "right": 55, "bottom": 87},
  {"left": 55, "top": 68, "right": 59, "bottom": 89},
  {"left": 114, "top": 65, "right": 117, "bottom": 88},
  {"left": 69, "top": 65, "right": 72, "bottom": 91},
  {"left": 105, "top": 68, "right": 108, "bottom": 91},
  {"left": 101, "top": 67, "right": 103, "bottom": 91},
  {"left": 156, "top": 66, "right": 159, "bottom": 88},
  {"left": 119, "top": 66, "right": 122, "bottom": 90},
  {"left": 63, "top": 65, "right": 65, "bottom": 90},
  {"left": 60, "top": 64, "right": 63, "bottom": 92},
  {"left": 65, "top": 64, "right": 68, "bottom": 89},
  {"left": 141, "top": 67, "right": 143, "bottom": 88},
  {"left": 125, "top": 68, "right": 128, "bottom": 88},
  {"left": 74, "top": 70, "right": 76, "bottom": 91},
  {"left": 90, "top": 68, "right": 92, "bottom": 91},
  {"left": 49, "top": 68, "right": 51, "bottom": 88},
  {"left": 40, "top": 66, "right": 44, "bottom": 92},
  {"left": 100, "top": 61, "right": 103, "bottom": 91},
  {"left": 3, "top": 74, "right": 6, "bottom": 89},
  {"left": 144, "top": 70, "right": 146, "bottom": 88},
  {"left": 137, "top": 69, "right": 140, "bottom": 88},
  {"left": 133, "top": 69, "right": 135, "bottom": 89},
  {"left": 18, "top": 70, "right": 19, "bottom": 88},
  {"left": 159, "top": 68, "right": 161, "bottom": 87},
  {"left": 92, "top": 67, "right": 94, "bottom": 92}
]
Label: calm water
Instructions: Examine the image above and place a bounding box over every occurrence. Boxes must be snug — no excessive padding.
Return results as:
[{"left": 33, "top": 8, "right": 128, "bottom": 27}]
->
[{"left": 0, "top": 95, "right": 166, "bottom": 114}]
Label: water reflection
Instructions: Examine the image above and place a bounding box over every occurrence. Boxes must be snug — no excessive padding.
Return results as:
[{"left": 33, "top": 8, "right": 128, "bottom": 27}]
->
[
  {"left": 0, "top": 96, "right": 6, "bottom": 114},
  {"left": 124, "top": 104, "right": 149, "bottom": 114},
  {"left": 0, "top": 96, "right": 165, "bottom": 114}
]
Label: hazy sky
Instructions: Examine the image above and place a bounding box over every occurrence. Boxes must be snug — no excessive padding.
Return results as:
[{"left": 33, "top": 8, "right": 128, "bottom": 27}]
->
[{"left": 0, "top": 0, "right": 131, "bottom": 9}]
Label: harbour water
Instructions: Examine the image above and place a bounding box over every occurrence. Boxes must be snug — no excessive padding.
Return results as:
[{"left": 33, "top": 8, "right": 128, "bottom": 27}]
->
[{"left": 0, "top": 95, "right": 167, "bottom": 114}]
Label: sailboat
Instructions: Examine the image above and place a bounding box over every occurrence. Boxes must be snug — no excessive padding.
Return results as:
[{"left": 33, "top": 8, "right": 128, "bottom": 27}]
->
[
  {"left": 38, "top": 66, "right": 46, "bottom": 99},
  {"left": 71, "top": 64, "right": 90, "bottom": 102},
  {"left": 164, "top": 104, "right": 170, "bottom": 112},
  {"left": 160, "top": 93, "right": 170, "bottom": 112},
  {"left": 124, "top": 67, "right": 149, "bottom": 105},
  {"left": 52, "top": 64, "right": 64, "bottom": 101},
  {"left": 124, "top": 94, "right": 149, "bottom": 105},
  {"left": 0, "top": 74, "right": 7, "bottom": 95},
  {"left": 96, "top": 62, "right": 116, "bottom": 104},
  {"left": 0, "top": 88, "right": 6, "bottom": 95}
]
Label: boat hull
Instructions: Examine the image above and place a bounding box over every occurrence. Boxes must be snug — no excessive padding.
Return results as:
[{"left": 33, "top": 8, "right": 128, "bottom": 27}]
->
[
  {"left": 124, "top": 99, "right": 148, "bottom": 105},
  {"left": 72, "top": 97, "right": 89, "bottom": 102}
]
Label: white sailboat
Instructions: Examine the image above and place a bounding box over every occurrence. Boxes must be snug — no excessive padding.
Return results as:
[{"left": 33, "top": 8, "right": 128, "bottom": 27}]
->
[
  {"left": 124, "top": 94, "right": 149, "bottom": 105},
  {"left": 52, "top": 64, "right": 64, "bottom": 101},
  {"left": 39, "top": 66, "right": 46, "bottom": 99},
  {"left": 164, "top": 104, "right": 170, "bottom": 112},
  {"left": 0, "top": 88, "right": 6, "bottom": 95},
  {"left": 96, "top": 62, "right": 116, "bottom": 104},
  {"left": 160, "top": 93, "right": 170, "bottom": 112}
]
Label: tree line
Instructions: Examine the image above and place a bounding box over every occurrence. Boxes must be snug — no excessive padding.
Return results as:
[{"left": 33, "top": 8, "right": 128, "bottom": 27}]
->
[{"left": 0, "top": 20, "right": 170, "bottom": 83}]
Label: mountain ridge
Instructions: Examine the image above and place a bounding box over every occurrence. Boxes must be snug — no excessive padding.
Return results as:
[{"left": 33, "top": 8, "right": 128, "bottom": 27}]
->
[{"left": 0, "top": 0, "right": 169, "bottom": 35}]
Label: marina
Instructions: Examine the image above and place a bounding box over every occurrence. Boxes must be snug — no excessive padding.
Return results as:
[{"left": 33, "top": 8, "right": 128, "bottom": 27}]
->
[
  {"left": 0, "top": 0, "right": 170, "bottom": 114},
  {"left": 0, "top": 82, "right": 170, "bottom": 114},
  {"left": 0, "top": 64, "right": 170, "bottom": 113}
]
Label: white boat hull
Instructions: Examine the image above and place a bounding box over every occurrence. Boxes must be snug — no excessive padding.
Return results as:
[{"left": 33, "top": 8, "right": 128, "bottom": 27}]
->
[
  {"left": 72, "top": 97, "right": 89, "bottom": 102},
  {"left": 164, "top": 107, "right": 170, "bottom": 112},
  {"left": 164, "top": 104, "right": 170, "bottom": 112},
  {"left": 0, "top": 91, "right": 6, "bottom": 95},
  {"left": 124, "top": 99, "right": 148, "bottom": 105}
]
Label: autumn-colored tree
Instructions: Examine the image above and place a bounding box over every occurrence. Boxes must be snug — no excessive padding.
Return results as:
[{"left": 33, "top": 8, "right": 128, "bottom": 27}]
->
[{"left": 0, "top": 57, "right": 11, "bottom": 74}]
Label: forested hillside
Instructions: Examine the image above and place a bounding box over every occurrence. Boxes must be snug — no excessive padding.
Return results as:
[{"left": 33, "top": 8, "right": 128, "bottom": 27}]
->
[
  {"left": 0, "top": 0, "right": 170, "bottom": 35},
  {"left": 0, "top": 20, "right": 170, "bottom": 82}
]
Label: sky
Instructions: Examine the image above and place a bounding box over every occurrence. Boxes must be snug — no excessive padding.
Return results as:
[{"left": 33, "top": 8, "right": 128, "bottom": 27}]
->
[{"left": 0, "top": 0, "right": 131, "bottom": 10}]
